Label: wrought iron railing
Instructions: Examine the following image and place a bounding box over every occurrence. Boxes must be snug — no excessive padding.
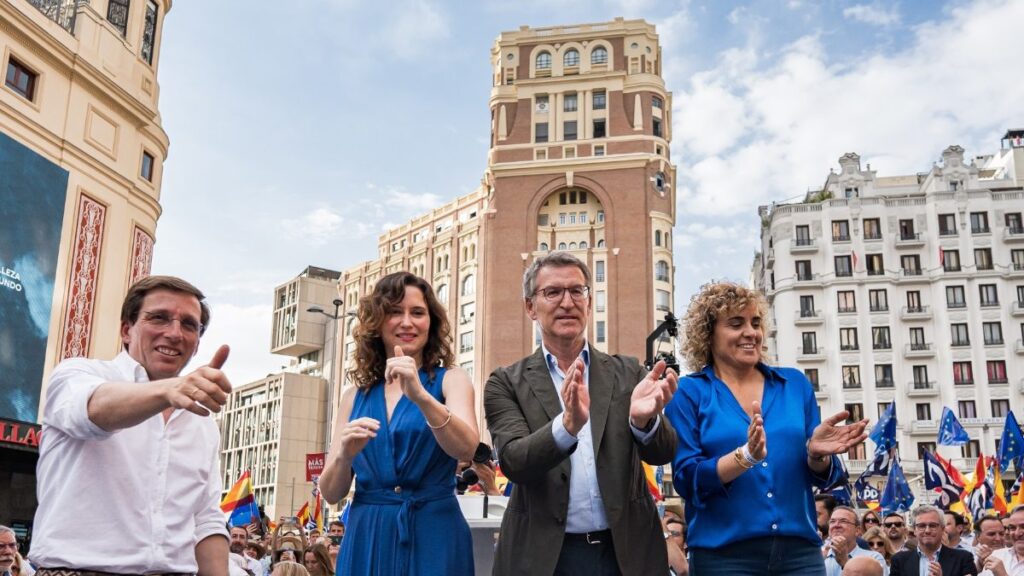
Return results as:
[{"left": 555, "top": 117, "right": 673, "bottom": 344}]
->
[{"left": 25, "top": 0, "right": 77, "bottom": 34}]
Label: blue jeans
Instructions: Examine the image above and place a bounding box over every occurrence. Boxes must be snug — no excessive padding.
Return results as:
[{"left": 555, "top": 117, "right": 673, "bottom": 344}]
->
[{"left": 690, "top": 536, "right": 825, "bottom": 576}]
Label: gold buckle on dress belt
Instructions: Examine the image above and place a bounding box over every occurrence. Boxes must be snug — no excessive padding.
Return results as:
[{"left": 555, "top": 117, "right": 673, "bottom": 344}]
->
[{"left": 586, "top": 532, "right": 603, "bottom": 545}]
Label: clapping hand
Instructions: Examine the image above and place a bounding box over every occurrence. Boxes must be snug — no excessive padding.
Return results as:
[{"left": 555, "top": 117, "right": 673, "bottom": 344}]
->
[
  {"left": 561, "top": 358, "right": 590, "bottom": 436},
  {"left": 629, "top": 360, "right": 678, "bottom": 429},
  {"left": 807, "top": 410, "right": 869, "bottom": 459},
  {"left": 747, "top": 401, "right": 767, "bottom": 460}
]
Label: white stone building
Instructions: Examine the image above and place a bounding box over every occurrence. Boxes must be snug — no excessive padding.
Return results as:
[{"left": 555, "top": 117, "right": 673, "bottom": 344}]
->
[{"left": 753, "top": 130, "right": 1024, "bottom": 484}]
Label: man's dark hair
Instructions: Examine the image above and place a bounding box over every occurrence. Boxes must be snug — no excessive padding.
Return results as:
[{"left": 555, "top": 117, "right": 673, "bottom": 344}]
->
[
  {"left": 121, "top": 275, "right": 210, "bottom": 347},
  {"left": 814, "top": 493, "right": 837, "bottom": 514},
  {"left": 976, "top": 515, "right": 1004, "bottom": 534},
  {"left": 884, "top": 511, "right": 904, "bottom": 520},
  {"left": 945, "top": 511, "right": 967, "bottom": 527},
  {"left": 329, "top": 520, "right": 345, "bottom": 529}
]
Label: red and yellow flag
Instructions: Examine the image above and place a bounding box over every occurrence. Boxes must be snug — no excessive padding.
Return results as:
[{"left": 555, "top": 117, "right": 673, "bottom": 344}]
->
[{"left": 643, "top": 463, "right": 662, "bottom": 501}]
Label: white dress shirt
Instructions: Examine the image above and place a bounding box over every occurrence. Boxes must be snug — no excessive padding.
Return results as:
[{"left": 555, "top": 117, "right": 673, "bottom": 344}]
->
[
  {"left": 980, "top": 546, "right": 1024, "bottom": 576},
  {"left": 30, "top": 352, "right": 227, "bottom": 573},
  {"left": 545, "top": 342, "right": 661, "bottom": 534}
]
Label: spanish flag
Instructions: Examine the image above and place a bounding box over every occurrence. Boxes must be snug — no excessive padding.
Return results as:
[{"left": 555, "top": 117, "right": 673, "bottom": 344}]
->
[
  {"left": 220, "top": 471, "right": 260, "bottom": 527},
  {"left": 643, "top": 463, "right": 662, "bottom": 501},
  {"left": 296, "top": 502, "right": 311, "bottom": 526}
]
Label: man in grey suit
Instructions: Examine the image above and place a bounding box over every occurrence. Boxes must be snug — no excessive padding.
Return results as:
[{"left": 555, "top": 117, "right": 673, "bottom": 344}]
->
[{"left": 484, "top": 252, "right": 678, "bottom": 576}]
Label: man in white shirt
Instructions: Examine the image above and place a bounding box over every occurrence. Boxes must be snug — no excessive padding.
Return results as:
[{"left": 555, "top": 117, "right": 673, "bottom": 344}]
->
[
  {"left": 30, "top": 276, "right": 233, "bottom": 576},
  {"left": 981, "top": 505, "right": 1024, "bottom": 576},
  {"left": 229, "top": 527, "right": 265, "bottom": 576},
  {"left": 977, "top": 516, "right": 1009, "bottom": 571},
  {"left": 824, "top": 506, "right": 889, "bottom": 576}
]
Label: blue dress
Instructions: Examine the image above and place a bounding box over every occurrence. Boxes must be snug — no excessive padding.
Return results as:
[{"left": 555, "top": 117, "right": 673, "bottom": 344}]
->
[{"left": 336, "top": 367, "right": 474, "bottom": 575}]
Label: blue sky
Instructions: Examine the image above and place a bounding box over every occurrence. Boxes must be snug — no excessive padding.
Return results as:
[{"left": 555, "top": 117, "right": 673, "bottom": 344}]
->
[{"left": 152, "top": 0, "right": 1024, "bottom": 383}]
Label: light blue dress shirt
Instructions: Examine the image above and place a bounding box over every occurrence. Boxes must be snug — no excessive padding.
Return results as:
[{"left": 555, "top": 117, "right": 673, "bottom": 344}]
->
[
  {"left": 544, "top": 341, "right": 661, "bottom": 534},
  {"left": 824, "top": 543, "right": 889, "bottom": 576},
  {"left": 665, "top": 363, "right": 843, "bottom": 549}
]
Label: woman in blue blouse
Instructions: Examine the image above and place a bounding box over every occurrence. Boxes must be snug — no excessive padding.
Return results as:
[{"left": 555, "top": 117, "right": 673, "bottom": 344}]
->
[{"left": 665, "top": 282, "right": 868, "bottom": 575}]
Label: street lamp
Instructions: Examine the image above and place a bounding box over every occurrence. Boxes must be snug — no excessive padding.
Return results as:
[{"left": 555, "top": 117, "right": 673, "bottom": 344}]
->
[
  {"left": 307, "top": 298, "right": 344, "bottom": 524},
  {"left": 307, "top": 298, "right": 344, "bottom": 441}
]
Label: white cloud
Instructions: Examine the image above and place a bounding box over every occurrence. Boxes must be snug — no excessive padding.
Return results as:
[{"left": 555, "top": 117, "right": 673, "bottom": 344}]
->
[
  {"left": 383, "top": 189, "right": 444, "bottom": 212},
  {"left": 386, "top": 0, "right": 449, "bottom": 60},
  {"left": 668, "top": 0, "right": 1024, "bottom": 218},
  {"left": 185, "top": 303, "right": 290, "bottom": 386},
  {"left": 281, "top": 207, "right": 345, "bottom": 246},
  {"left": 843, "top": 4, "right": 901, "bottom": 26}
]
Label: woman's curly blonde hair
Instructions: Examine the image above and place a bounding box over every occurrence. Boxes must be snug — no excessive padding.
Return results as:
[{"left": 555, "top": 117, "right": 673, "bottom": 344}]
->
[{"left": 681, "top": 281, "right": 769, "bottom": 372}]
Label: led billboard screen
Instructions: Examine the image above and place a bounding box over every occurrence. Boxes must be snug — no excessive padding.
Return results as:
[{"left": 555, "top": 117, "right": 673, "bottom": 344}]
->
[{"left": 0, "top": 131, "right": 69, "bottom": 423}]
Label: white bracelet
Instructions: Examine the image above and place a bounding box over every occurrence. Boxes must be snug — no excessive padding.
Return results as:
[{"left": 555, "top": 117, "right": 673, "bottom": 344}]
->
[{"left": 742, "top": 444, "right": 762, "bottom": 465}]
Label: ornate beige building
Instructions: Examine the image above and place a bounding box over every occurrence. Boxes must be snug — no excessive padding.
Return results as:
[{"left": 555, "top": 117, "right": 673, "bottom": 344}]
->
[
  {"left": 1, "top": 0, "right": 172, "bottom": 542},
  {"left": 335, "top": 18, "right": 678, "bottom": 431}
]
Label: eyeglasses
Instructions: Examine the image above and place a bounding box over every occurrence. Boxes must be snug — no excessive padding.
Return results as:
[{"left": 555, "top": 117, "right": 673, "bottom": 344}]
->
[
  {"left": 883, "top": 522, "right": 904, "bottom": 528},
  {"left": 534, "top": 285, "right": 590, "bottom": 302},
  {"left": 828, "top": 518, "right": 857, "bottom": 527},
  {"left": 914, "top": 522, "right": 942, "bottom": 531},
  {"left": 863, "top": 517, "right": 880, "bottom": 525},
  {"left": 867, "top": 541, "right": 886, "bottom": 548},
  {"left": 1006, "top": 524, "right": 1024, "bottom": 532},
  {"left": 141, "top": 311, "right": 204, "bottom": 334}
]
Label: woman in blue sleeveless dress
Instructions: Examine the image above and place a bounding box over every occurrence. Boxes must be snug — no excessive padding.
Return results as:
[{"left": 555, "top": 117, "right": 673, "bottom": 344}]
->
[{"left": 320, "top": 272, "right": 478, "bottom": 575}]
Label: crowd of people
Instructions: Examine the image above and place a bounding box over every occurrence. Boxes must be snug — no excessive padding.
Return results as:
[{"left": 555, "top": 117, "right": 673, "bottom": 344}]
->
[
  {"left": 11, "top": 255, "right": 1019, "bottom": 575},
  {"left": 811, "top": 496, "right": 1024, "bottom": 576}
]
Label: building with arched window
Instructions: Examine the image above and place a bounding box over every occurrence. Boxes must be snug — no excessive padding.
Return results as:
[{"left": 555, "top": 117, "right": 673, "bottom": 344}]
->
[{"left": 330, "top": 17, "right": 676, "bottom": 441}]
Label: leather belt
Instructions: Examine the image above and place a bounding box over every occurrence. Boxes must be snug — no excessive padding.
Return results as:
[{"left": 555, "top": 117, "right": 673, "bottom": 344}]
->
[{"left": 563, "top": 529, "right": 612, "bottom": 545}]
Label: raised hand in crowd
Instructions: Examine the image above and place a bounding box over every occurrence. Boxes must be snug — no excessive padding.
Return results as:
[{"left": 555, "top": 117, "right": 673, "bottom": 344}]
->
[{"left": 386, "top": 346, "right": 427, "bottom": 403}]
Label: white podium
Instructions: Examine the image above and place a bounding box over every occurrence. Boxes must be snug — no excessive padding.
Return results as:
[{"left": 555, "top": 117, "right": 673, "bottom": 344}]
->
[{"left": 457, "top": 494, "right": 507, "bottom": 575}]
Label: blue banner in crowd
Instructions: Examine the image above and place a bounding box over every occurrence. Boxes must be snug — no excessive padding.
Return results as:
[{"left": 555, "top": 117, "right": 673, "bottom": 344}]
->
[
  {"left": 999, "top": 411, "right": 1024, "bottom": 473},
  {"left": 869, "top": 402, "right": 897, "bottom": 455},
  {"left": 937, "top": 407, "right": 970, "bottom": 446},
  {"left": 880, "top": 455, "right": 914, "bottom": 513}
]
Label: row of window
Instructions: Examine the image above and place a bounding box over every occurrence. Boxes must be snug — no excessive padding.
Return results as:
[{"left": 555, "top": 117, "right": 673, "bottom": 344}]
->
[
  {"left": 533, "top": 97, "right": 663, "bottom": 143},
  {"left": 796, "top": 211, "right": 1024, "bottom": 244},
  {"left": 537, "top": 92, "right": 606, "bottom": 113},
  {"left": 801, "top": 320, "right": 1020, "bottom": 354},
  {"left": 797, "top": 284, "right": 1024, "bottom": 316},
  {"left": 535, "top": 47, "right": 608, "bottom": 70},
  {"left": 805, "top": 358, "right": 1008, "bottom": 389},
  {"left": 106, "top": 0, "right": 161, "bottom": 64},
  {"left": 795, "top": 248, "right": 1024, "bottom": 279}
]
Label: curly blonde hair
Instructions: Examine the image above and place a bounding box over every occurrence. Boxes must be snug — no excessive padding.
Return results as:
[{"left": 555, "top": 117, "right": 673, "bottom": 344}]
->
[
  {"left": 681, "top": 281, "right": 769, "bottom": 372},
  {"left": 350, "top": 271, "right": 454, "bottom": 389}
]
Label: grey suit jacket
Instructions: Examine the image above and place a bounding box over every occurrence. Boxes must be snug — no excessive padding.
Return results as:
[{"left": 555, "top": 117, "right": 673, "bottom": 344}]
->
[{"left": 484, "top": 347, "right": 677, "bottom": 576}]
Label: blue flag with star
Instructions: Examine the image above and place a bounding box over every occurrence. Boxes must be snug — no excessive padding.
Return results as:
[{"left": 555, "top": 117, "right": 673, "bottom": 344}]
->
[
  {"left": 869, "top": 402, "right": 897, "bottom": 455},
  {"left": 880, "top": 454, "right": 914, "bottom": 513},
  {"left": 999, "top": 411, "right": 1024, "bottom": 473},
  {"left": 937, "top": 406, "right": 970, "bottom": 446}
]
